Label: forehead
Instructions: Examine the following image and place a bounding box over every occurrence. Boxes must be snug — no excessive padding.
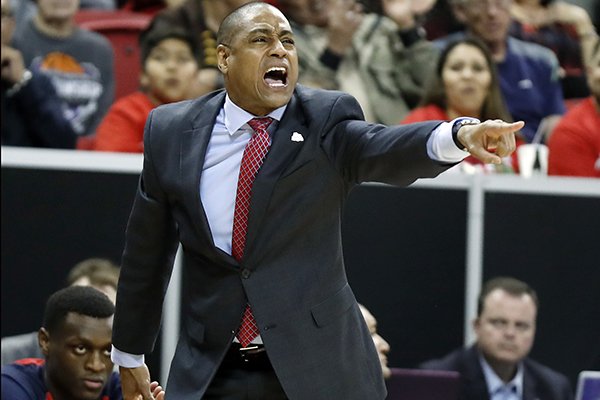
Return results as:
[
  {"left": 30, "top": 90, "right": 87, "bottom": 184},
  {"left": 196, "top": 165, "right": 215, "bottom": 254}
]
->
[
  {"left": 152, "top": 38, "right": 192, "bottom": 52},
  {"left": 235, "top": 7, "right": 292, "bottom": 37},
  {"left": 483, "top": 289, "right": 536, "bottom": 316},
  {"left": 448, "top": 44, "right": 484, "bottom": 58},
  {"left": 54, "top": 312, "right": 113, "bottom": 340}
]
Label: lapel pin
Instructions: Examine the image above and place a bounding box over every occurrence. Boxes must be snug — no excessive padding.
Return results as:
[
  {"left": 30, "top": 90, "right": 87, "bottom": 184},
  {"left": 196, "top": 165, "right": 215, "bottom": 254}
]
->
[{"left": 291, "top": 132, "right": 304, "bottom": 142}]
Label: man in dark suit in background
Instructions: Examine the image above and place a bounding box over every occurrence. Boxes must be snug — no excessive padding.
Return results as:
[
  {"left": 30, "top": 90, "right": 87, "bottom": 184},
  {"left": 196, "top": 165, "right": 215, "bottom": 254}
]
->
[
  {"left": 421, "top": 277, "right": 573, "bottom": 400},
  {"left": 110, "top": 2, "right": 523, "bottom": 399}
]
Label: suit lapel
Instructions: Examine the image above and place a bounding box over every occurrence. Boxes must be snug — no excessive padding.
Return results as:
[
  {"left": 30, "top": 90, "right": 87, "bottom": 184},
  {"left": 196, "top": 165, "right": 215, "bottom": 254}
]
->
[
  {"left": 464, "top": 346, "right": 492, "bottom": 400},
  {"left": 180, "top": 92, "right": 236, "bottom": 266},
  {"left": 243, "top": 93, "right": 312, "bottom": 263},
  {"left": 522, "top": 361, "right": 539, "bottom": 400}
]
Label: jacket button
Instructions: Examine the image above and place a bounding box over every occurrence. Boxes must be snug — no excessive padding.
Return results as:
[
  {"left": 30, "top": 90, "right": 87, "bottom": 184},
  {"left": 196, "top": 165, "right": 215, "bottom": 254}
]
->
[{"left": 241, "top": 268, "right": 251, "bottom": 279}]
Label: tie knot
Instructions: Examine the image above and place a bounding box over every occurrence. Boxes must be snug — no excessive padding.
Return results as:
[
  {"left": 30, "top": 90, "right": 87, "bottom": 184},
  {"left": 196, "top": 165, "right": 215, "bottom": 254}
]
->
[{"left": 248, "top": 117, "right": 274, "bottom": 133}]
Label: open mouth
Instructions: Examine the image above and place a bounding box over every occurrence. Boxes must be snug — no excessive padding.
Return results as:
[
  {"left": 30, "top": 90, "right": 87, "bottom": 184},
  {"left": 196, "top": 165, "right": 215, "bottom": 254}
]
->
[{"left": 264, "top": 67, "right": 288, "bottom": 88}]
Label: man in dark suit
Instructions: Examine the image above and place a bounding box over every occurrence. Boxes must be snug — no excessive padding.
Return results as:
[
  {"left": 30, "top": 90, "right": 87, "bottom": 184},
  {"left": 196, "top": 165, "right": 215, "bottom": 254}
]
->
[
  {"left": 110, "top": 3, "right": 523, "bottom": 399},
  {"left": 420, "top": 277, "right": 573, "bottom": 400}
]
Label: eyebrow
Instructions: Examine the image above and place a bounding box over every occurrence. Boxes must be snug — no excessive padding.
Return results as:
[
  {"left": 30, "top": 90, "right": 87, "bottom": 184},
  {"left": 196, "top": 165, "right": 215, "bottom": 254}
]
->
[{"left": 248, "top": 27, "right": 294, "bottom": 37}]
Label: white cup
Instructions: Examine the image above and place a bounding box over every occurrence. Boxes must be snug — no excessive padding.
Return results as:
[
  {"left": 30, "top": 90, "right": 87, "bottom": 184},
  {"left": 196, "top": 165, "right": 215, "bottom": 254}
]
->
[{"left": 517, "top": 144, "right": 549, "bottom": 178}]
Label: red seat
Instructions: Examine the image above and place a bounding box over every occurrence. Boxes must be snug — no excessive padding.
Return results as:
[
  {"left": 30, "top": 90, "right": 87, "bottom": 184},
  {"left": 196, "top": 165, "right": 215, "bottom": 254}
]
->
[{"left": 75, "top": 10, "right": 152, "bottom": 100}]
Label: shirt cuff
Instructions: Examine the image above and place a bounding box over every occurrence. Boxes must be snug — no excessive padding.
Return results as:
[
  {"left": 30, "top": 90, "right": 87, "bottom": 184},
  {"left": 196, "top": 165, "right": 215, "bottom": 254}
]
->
[
  {"left": 426, "top": 121, "right": 470, "bottom": 163},
  {"left": 111, "top": 345, "right": 145, "bottom": 368}
]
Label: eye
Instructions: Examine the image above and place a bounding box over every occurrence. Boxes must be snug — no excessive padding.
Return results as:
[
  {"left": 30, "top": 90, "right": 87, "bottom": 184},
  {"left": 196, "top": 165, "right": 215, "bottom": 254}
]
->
[
  {"left": 103, "top": 348, "right": 112, "bottom": 358},
  {"left": 150, "top": 53, "right": 167, "bottom": 62},
  {"left": 282, "top": 38, "right": 295, "bottom": 46},
  {"left": 472, "top": 64, "right": 487, "bottom": 73},
  {"left": 252, "top": 36, "right": 268, "bottom": 43},
  {"left": 515, "top": 322, "right": 531, "bottom": 332},
  {"left": 449, "top": 63, "right": 464, "bottom": 72},
  {"left": 489, "top": 318, "right": 508, "bottom": 328},
  {"left": 73, "top": 345, "right": 86, "bottom": 355},
  {"left": 176, "top": 55, "right": 194, "bottom": 64}
]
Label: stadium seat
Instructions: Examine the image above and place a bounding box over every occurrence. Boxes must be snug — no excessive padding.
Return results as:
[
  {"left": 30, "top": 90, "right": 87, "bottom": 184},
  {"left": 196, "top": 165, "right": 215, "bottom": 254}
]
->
[{"left": 75, "top": 10, "right": 152, "bottom": 100}]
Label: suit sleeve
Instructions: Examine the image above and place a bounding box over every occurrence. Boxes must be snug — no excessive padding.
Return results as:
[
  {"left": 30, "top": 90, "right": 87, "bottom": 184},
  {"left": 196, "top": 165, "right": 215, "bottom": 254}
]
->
[
  {"left": 320, "top": 93, "right": 447, "bottom": 186},
  {"left": 112, "top": 109, "right": 179, "bottom": 355}
]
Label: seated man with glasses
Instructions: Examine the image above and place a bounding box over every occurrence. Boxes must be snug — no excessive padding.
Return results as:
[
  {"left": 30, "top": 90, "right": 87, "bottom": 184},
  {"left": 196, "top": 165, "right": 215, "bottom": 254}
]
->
[{"left": 420, "top": 277, "right": 573, "bottom": 400}]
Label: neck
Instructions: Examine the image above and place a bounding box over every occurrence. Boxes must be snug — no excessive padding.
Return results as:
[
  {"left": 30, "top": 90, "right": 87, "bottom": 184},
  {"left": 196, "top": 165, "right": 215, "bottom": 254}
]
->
[
  {"left": 44, "top": 368, "right": 69, "bottom": 400},
  {"left": 484, "top": 354, "right": 518, "bottom": 383},
  {"left": 34, "top": 14, "right": 74, "bottom": 38},
  {"left": 488, "top": 41, "right": 507, "bottom": 63}
]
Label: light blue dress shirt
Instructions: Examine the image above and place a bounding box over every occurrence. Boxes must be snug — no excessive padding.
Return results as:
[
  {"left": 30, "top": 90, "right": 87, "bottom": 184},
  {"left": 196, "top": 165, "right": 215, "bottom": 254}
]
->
[{"left": 480, "top": 353, "right": 524, "bottom": 400}]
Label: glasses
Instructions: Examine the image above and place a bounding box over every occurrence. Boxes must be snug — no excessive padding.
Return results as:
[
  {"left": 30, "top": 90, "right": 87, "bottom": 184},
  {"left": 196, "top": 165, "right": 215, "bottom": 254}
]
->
[{"left": 485, "top": 318, "right": 533, "bottom": 333}]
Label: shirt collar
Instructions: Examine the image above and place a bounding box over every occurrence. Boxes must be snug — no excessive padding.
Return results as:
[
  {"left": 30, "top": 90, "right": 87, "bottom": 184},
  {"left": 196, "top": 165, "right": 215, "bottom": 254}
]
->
[
  {"left": 479, "top": 352, "right": 524, "bottom": 398},
  {"left": 223, "top": 94, "right": 287, "bottom": 135}
]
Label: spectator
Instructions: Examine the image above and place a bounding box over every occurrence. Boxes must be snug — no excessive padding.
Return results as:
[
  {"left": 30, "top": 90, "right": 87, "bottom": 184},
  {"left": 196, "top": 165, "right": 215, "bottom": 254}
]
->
[
  {"left": 1, "top": 258, "right": 120, "bottom": 365},
  {"left": 94, "top": 26, "right": 200, "bottom": 153},
  {"left": 359, "top": 304, "right": 391, "bottom": 379},
  {"left": 510, "top": 0, "right": 598, "bottom": 99},
  {"left": 402, "top": 37, "right": 517, "bottom": 173},
  {"left": 420, "top": 276, "right": 573, "bottom": 400},
  {"left": 436, "top": 0, "right": 565, "bottom": 143},
  {"left": 144, "top": 0, "right": 255, "bottom": 97},
  {"left": 278, "top": 0, "right": 438, "bottom": 124},
  {"left": 548, "top": 37, "right": 600, "bottom": 178},
  {"left": 12, "top": 0, "right": 115, "bottom": 139},
  {"left": 1, "top": 286, "right": 164, "bottom": 399},
  {"left": 1, "top": 0, "right": 77, "bottom": 148}
]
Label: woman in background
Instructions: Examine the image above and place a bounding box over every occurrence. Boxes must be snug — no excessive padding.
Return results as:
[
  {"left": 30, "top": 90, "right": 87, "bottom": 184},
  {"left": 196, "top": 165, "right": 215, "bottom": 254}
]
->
[{"left": 402, "top": 37, "right": 518, "bottom": 172}]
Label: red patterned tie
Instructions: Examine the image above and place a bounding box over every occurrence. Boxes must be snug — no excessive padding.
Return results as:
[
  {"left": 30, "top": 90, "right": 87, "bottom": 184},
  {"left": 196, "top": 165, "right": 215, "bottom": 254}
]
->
[{"left": 233, "top": 117, "right": 273, "bottom": 347}]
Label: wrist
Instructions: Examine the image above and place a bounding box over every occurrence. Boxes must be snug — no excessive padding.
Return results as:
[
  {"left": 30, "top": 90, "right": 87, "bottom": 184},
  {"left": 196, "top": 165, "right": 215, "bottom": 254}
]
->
[
  {"left": 6, "top": 69, "right": 32, "bottom": 97},
  {"left": 451, "top": 117, "right": 480, "bottom": 151}
]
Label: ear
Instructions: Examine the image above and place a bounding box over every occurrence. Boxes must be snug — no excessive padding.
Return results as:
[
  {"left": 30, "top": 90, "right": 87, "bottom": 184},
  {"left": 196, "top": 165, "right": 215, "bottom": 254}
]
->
[
  {"left": 216, "top": 44, "right": 230, "bottom": 74},
  {"left": 38, "top": 328, "right": 50, "bottom": 357}
]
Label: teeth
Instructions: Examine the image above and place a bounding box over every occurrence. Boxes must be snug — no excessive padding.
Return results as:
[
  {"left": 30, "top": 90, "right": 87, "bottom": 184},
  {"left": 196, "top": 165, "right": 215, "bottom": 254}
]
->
[{"left": 267, "top": 67, "right": 286, "bottom": 73}]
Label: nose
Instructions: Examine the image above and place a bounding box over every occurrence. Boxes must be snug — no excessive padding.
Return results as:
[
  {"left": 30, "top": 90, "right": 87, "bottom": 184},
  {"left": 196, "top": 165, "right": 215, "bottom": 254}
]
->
[
  {"left": 503, "top": 324, "right": 518, "bottom": 337},
  {"left": 86, "top": 351, "right": 107, "bottom": 372},
  {"left": 461, "top": 67, "right": 474, "bottom": 79},
  {"left": 165, "top": 57, "right": 178, "bottom": 70},
  {"left": 270, "top": 40, "right": 287, "bottom": 58},
  {"left": 374, "top": 334, "right": 390, "bottom": 354}
]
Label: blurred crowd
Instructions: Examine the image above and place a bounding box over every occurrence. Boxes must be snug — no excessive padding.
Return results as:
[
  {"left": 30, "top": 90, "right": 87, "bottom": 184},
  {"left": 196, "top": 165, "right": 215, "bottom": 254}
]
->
[{"left": 1, "top": 0, "right": 599, "bottom": 177}]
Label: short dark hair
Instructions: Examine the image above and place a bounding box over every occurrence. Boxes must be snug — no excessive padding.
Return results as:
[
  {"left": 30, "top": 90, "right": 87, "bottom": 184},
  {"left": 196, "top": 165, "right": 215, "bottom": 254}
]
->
[
  {"left": 217, "top": 2, "right": 275, "bottom": 45},
  {"left": 66, "top": 258, "right": 120, "bottom": 290},
  {"left": 477, "top": 277, "right": 539, "bottom": 316},
  {"left": 139, "top": 24, "right": 200, "bottom": 67},
  {"left": 43, "top": 286, "right": 115, "bottom": 333}
]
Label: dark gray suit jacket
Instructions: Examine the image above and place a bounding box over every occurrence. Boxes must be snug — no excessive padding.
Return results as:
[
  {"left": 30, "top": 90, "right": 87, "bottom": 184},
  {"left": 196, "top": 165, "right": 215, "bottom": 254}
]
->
[
  {"left": 112, "top": 85, "right": 449, "bottom": 399},
  {"left": 420, "top": 345, "right": 573, "bottom": 400}
]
